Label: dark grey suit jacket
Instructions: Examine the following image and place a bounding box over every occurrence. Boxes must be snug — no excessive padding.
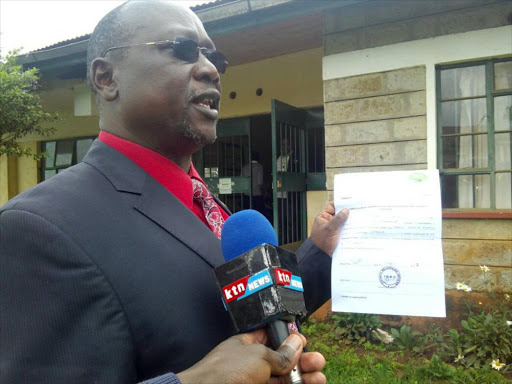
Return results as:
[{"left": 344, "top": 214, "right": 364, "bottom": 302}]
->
[{"left": 0, "top": 140, "right": 331, "bottom": 383}]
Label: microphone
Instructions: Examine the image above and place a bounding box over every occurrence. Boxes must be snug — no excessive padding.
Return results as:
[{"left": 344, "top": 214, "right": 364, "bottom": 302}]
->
[{"left": 214, "top": 210, "right": 306, "bottom": 384}]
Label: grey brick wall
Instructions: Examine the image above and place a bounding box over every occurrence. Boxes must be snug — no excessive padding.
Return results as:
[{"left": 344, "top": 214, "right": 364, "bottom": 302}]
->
[{"left": 324, "top": 66, "right": 427, "bottom": 191}]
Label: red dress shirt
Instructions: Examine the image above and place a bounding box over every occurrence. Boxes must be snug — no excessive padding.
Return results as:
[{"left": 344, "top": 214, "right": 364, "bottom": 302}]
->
[{"left": 98, "top": 131, "right": 229, "bottom": 229}]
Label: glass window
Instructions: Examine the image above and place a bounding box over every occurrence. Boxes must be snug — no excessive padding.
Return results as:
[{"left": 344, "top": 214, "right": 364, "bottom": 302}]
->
[
  {"left": 440, "top": 65, "right": 486, "bottom": 99},
  {"left": 438, "top": 59, "right": 512, "bottom": 210},
  {"left": 44, "top": 141, "right": 56, "bottom": 168},
  {"left": 76, "top": 138, "right": 94, "bottom": 163},
  {"left": 41, "top": 136, "right": 96, "bottom": 181},
  {"left": 495, "top": 62, "right": 512, "bottom": 91},
  {"left": 55, "top": 140, "right": 74, "bottom": 167}
]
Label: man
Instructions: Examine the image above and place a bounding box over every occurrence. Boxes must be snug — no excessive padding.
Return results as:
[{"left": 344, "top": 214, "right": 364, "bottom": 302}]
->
[
  {"left": 276, "top": 137, "right": 299, "bottom": 244},
  {"left": 241, "top": 152, "right": 265, "bottom": 212},
  {"left": 0, "top": 2, "right": 348, "bottom": 383}
]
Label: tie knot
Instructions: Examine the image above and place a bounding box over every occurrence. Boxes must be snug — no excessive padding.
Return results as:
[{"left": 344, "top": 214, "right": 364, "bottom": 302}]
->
[{"left": 192, "top": 178, "right": 209, "bottom": 201}]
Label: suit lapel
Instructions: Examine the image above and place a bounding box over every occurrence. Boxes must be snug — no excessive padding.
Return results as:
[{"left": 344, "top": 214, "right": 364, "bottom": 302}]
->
[
  {"left": 84, "top": 140, "right": 225, "bottom": 268},
  {"left": 134, "top": 175, "right": 225, "bottom": 268}
]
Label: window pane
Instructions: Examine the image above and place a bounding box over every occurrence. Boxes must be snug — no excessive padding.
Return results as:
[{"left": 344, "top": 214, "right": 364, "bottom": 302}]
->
[
  {"left": 44, "top": 141, "right": 56, "bottom": 168},
  {"left": 441, "top": 99, "right": 487, "bottom": 134},
  {"left": 440, "top": 65, "right": 485, "bottom": 99},
  {"left": 76, "top": 138, "right": 94, "bottom": 163},
  {"left": 55, "top": 140, "right": 74, "bottom": 167},
  {"left": 474, "top": 174, "right": 490, "bottom": 208},
  {"left": 496, "top": 172, "right": 512, "bottom": 209},
  {"left": 441, "top": 174, "right": 490, "bottom": 208},
  {"left": 44, "top": 169, "right": 56, "bottom": 180},
  {"left": 495, "top": 133, "right": 511, "bottom": 171},
  {"left": 494, "top": 95, "right": 512, "bottom": 132},
  {"left": 442, "top": 134, "right": 487, "bottom": 169},
  {"left": 495, "top": 61, "right": 512, "bottom": 91}
]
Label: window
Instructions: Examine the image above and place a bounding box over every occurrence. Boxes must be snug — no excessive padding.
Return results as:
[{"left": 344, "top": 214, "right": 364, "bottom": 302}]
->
[
  {"left": 437, "top": 58, "right": 512, "bottom": 209},
  {"left": 41, "top": 137, "right": 96, "bottom": 181}
]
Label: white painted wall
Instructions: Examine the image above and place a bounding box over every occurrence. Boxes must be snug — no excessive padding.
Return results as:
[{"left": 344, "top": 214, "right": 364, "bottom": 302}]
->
[{"left": 323, "top": 26, "right": 512, "bottom": 169}]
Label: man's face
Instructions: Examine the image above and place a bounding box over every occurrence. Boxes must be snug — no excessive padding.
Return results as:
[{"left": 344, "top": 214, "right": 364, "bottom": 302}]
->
[{"left": 113, "top": 3, "right": 221, "bottom": 155}]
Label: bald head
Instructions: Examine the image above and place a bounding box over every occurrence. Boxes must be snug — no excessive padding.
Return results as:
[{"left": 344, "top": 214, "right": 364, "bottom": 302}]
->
[{"left": 86, "top": 1, "right": 203, "bottom": 94}]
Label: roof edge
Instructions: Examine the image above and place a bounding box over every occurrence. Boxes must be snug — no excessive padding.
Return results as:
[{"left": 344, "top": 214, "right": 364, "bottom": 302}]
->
[{"left": 18, "top": 0, "right": 354, "bottom": 68}]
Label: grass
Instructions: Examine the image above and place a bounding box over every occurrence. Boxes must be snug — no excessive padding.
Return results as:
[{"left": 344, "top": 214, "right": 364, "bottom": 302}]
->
[{"left": 303, "top": 322, "right": 511, "bottom": 384}]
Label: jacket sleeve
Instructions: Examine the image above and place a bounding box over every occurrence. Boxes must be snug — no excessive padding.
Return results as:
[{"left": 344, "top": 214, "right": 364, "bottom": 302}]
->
[
  {"left": 295, "top": 238, "right": 332, "bottom": 317},
  {"left": 139, "top": 373, "right": 181, "bottom": 384},
  {"left": 0, "top": 209, "right": 138, "bottom": 383}
]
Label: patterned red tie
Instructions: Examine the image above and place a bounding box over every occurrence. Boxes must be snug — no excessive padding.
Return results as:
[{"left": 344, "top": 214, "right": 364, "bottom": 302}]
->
[{"left": 192, "top": 178, "right": 224, "bottom": 239}]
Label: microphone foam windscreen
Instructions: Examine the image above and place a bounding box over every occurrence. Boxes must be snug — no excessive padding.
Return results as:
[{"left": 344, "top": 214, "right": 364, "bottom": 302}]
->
[{"left": 221, "top": 209, "right": 278, "bottom": 261}]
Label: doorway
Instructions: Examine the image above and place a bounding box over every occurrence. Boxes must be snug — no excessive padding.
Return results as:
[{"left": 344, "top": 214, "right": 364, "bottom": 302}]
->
[{"left": 194, "top": 102, "right": 325, "bottom": 245}]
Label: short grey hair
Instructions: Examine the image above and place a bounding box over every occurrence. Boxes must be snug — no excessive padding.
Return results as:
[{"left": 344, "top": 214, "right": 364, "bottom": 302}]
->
[{"left": 86, "top": 1, "right": 130, "bottom": 94}]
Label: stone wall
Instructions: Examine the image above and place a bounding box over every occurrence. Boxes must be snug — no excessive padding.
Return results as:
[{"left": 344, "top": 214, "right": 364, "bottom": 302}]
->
[
  {"left": 324, "top": 66, "right": 428, "bottom": 190},
  {"left": 443, "top": 219, "right": 512, "bottom": 294}
]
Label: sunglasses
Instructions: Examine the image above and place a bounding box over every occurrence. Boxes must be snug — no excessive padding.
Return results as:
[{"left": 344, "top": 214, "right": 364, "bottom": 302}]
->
[{"left": 101, "top": 37, "right": 228, "bottom": 74}]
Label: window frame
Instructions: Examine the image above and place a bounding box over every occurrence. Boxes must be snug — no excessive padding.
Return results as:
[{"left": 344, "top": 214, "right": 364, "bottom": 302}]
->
[
  {"left": 436, "top": 57, "right": 512, "bottom": 214},
  {"left": 41, "top": 136, "right": 97, "bottom": 181}
]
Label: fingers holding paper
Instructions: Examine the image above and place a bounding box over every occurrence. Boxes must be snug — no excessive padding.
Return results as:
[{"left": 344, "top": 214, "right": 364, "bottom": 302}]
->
[{"left": 310, "top": 201, "right": 349, "bottom": 257}]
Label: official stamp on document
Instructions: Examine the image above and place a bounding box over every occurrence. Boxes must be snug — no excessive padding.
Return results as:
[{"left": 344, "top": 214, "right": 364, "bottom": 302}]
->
[{"left": 379, "top": 266, "right": 401, "bottom": 288}]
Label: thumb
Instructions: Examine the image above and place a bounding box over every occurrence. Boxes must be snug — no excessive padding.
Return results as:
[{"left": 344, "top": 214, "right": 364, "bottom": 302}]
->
[
  {"left": 327, "top": 208, "right": 349, "bottom": 230},
  {"left": 266, "top": 334, "right": 303, "bottom": 376}
]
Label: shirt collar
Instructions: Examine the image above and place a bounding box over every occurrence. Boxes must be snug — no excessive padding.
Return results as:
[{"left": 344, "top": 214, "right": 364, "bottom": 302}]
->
[{"left": 98, "top": 131, "right": 205, "bottom": 210}]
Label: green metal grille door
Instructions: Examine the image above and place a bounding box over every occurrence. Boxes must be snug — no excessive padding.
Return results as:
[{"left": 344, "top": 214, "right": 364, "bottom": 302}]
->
[
  {"left": 271, "top": 100, "right": 307, "bottom": 245},
  {"left": 196, "top": 118, "right": 252, "bottom": 213}
]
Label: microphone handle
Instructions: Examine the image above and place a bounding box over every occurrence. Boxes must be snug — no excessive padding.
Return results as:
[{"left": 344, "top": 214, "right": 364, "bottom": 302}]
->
[{"left": 267, "top": 320, "right": 304, "bottom": 384}]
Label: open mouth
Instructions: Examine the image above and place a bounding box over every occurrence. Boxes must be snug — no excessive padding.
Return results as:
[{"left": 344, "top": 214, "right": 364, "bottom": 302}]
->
[
  {"left": 191, "top": 90, "right": 220, "bottom": 114},
  {"left": 196, "top": 98, "right": 217, "bottom": 110}
]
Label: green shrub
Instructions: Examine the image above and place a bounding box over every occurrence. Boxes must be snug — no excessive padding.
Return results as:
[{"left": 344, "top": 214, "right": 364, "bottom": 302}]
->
[
  {"left": 416, "top": 354, "right": 456, "bottom": 380},
  {"left": 458, "top": 310, "right": 512, "bottom": 369},
  {"left": 331, "top": 312, "right": 382, "bottom": 344},
  {"left": 390, "top": 325, "right": 425, "bottom": 353}
]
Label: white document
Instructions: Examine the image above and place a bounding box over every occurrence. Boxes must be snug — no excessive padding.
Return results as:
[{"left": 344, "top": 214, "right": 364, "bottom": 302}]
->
[{"left": 332, "top": 170, "right": 446, "bottom": 317}]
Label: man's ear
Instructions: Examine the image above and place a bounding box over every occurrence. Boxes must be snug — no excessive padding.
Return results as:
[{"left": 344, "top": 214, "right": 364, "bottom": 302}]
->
[{"left": 90, "top": 58, "right": 118, "bottom": 102}]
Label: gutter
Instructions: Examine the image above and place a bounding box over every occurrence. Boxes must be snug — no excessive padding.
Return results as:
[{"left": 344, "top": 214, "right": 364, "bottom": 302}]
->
[{"left": 18, "top": 40, "right": 88, "bottom": 65}]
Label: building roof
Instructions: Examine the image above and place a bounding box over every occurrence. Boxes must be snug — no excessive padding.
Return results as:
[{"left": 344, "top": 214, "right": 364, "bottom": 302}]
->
[
  {"left": 30, "top": 0, "right": 239, "bottom": 53},
  {"left": 190, "top": 0, "right": 238, "bottom": 11},
  {"left": 31, "top": 34, "right": 91, "bottom": 53},
  {"left": 18, "top": 0, "right": 346, "bottom": 68}
]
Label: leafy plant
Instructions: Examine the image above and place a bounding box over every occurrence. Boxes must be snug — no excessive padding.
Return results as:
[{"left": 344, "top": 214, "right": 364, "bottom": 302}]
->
[
  {"left": 331, "top": 312, "right": 382, "bottom": 344},
  {"left": 458, "top": 310, "right": 512, "bottom": 370},
  {"left": 0, "top": 50, "right": 57, "bottom": 159},
  {"left": 437, "top": 328, "right": 467, "bottom": 362},
  {"left": 390, "top": 325, "right": 425, "bottom": 352},
  {"left": 417, "top": 354, "right": 456, "bottom": 380}
]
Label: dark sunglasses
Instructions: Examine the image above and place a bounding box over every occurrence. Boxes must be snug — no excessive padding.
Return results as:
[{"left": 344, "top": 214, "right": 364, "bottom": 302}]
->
[{"left": 101, "top": 37, "right": 228, "bottom": 74}]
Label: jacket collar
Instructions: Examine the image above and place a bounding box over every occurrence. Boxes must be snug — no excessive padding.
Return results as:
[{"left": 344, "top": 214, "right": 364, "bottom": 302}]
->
[{"left": 83, "top": 140, "right": 224, "bottom": 268}]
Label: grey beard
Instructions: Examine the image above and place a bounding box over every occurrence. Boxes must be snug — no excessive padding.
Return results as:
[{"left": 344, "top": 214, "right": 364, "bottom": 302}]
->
[{"left": 176, "top": 114, "right": 217, "bottom": 147}]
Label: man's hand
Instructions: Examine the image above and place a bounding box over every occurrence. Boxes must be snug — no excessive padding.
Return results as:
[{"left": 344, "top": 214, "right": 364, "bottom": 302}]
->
[
  {"left": 310, "top": 202, "right": 349, "bottom": 257},
  {"left": 269, "top": 349, "right": 326, "bottom": 384},
  {"left": 177, "top": 330, "right": 311, "bottom": 384}
]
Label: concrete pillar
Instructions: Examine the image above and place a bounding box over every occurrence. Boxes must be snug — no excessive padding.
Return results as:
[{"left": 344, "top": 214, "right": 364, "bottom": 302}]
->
[{"left": 0, "top": 154, "right": 18, "bottom": 207}]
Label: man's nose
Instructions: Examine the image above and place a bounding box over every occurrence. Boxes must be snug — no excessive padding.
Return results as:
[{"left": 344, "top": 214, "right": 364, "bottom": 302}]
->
[{"left": 193, "top": 53, "right": 220, "bottom": 85}]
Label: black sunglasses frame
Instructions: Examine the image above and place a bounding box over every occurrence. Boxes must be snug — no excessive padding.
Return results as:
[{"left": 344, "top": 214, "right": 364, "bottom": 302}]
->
[{"left": 101, "top": 37, "right": 228, "bottom": 74}]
